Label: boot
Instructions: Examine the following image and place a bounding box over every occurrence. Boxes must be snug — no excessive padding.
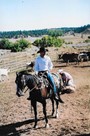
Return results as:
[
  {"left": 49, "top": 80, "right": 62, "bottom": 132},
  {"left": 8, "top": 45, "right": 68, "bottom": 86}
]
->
[{"left": 55, "top": 93, "right": 59, "bottom": 101}]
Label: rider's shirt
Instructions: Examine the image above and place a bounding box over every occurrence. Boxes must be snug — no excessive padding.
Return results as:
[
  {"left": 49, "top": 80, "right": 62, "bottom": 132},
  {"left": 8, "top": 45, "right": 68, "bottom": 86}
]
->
[{"left": 34, "top": 55, "right": 53, "bottom": 72}]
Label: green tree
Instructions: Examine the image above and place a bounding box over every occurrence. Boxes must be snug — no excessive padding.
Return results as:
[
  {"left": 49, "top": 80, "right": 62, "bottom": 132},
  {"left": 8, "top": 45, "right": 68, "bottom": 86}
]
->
[
  {"left": 48, "top": 29, "right": 63, "bottom": 37},
  {"left": 16, "top": 38, "right": 30, "bottom": 49},
  {"left": 0, "top": 38, "right": 31, "bottom": 52},
  {"left": 11, "top": 42, "right": 22, "bottom": 52},
  {"left": 33, "top": 36, "right": 64, "bottom": 47},
  {"left": 0, "top": 38, "right": 13, "bottom": 49},
  {"left": 11, "top": 39, "right": 31, "bottom": 52}
]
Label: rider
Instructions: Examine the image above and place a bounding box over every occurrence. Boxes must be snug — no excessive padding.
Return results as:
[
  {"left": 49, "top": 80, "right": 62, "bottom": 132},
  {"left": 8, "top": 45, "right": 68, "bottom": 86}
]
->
[
  {"left": 58, "top": 69, "right": 76, "bottom": 93},
  {"left": 34, "top": 47, "right": 60, "bottom": 101}
]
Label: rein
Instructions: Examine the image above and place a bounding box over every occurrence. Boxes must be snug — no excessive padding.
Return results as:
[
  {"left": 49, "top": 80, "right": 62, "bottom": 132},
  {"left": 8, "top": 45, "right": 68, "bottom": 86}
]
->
[
  {"left": 23, "top": 84, "right": 38, "bottom": 94},
  {"left": 21, "top": 74, "right": 38, "bottom": 94},
  {"left": 23, "top": 87, "right": 29, "bottom": 93},
  {"left": 29, "top": 85, "right": 37, "bottom": 92},
  {"left": 21, "top": 72, "right": 52, "bottom": 94}
]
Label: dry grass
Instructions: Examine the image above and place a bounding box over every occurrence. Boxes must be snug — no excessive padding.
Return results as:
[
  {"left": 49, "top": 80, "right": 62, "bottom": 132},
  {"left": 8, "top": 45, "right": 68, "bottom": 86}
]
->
[{"left": 0, "top": 34, "right": 90, "bottom": 136}]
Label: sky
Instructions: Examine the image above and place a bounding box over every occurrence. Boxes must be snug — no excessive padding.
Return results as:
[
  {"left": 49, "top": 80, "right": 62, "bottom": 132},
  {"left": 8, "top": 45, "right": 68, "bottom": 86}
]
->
[{"left": 0, "top": 0, "right": 90, "bottom": 31}]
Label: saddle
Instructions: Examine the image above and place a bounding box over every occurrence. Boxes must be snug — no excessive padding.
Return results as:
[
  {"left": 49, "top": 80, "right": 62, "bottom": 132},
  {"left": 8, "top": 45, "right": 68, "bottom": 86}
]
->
[
  {"left": 33, "top": 73, "right": 51, "bottom": 98},
  {"left": 33, "top": 73, "right": 49, "bottom": 89}
]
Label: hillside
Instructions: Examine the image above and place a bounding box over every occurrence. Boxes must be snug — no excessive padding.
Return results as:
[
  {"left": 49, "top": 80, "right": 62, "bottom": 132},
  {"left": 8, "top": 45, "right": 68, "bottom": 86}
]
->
[
  {"left": 82, "top": 28, "right": 90, "bottom": 34},
  {"left": 0, "top": 24, "right": 90, "bottom": 38}
]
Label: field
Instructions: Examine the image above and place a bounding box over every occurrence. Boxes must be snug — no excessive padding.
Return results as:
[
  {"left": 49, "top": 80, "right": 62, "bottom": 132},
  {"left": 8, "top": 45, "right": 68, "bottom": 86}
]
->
[{"left": 0, "top": 34, "right": 90, "bottom": 136}]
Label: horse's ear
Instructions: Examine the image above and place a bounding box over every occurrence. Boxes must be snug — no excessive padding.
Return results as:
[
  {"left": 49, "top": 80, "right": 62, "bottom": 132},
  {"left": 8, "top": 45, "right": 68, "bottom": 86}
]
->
[
  {"left": 16, "top": 72, "right": 19, "bottom": 75},
  {"left": 22, "top": 75, "right": 25, "bottom": 78}
]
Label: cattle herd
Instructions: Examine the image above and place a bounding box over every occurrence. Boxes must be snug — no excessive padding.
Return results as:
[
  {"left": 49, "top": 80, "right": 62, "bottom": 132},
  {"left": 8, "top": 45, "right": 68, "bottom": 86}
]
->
[{"left": 58, "top": 51, "right": 90, "bottom": 65}]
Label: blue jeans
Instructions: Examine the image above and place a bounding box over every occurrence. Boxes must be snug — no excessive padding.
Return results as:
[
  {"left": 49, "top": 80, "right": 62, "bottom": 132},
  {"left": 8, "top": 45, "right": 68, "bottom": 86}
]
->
[{"left": 47, "top": 72, "right": 57, "bottom": 94}]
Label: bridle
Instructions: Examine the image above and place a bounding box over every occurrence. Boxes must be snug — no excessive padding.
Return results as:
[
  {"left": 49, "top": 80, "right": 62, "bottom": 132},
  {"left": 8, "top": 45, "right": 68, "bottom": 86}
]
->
[{"left": 16, "top": 74, "right": 39, "bottom": 94}]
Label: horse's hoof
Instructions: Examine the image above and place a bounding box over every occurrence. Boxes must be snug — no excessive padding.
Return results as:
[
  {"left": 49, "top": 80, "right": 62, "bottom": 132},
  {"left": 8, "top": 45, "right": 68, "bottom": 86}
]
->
[
  {"left": 45, "top": 123, "right": 49, "bottom": 128},
  {"left": 52, "top": 113, "right": 54, "bottom": 116},
  {"left": 33, "top": 125, "right": 38, "bottom": 129},
  {"left": 59, "top": 99, "right": 64, "bottom": 103},
  {"left": 56, "top": 114, "right": 59, "bottom": 118}
]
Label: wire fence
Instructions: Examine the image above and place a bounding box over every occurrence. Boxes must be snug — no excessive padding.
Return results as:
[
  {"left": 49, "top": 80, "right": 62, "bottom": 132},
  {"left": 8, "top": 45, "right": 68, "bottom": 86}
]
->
[{"left": 0, "top": 52, "right": 35, "bottom": 73}]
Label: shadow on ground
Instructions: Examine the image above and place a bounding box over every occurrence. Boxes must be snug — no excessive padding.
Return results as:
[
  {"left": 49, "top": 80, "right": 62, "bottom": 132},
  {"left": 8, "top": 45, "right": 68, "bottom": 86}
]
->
[
  {"left": 0, "top": 118, "right": 90, "bottom": 136},
  {"left": 0, "top": 119, "right": 35, "bottom": 136},
  {"left": 0, "top": 115, "right": 56, "bottom": 136}
]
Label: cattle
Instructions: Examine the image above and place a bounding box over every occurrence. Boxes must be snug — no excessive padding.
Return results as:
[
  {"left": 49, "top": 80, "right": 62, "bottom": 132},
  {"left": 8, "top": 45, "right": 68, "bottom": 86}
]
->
[
  {"left": 78, "top": 53, "right": 89, "bottom": 62},
  {"left": 86, "top": 52, "right": 90, "bottom": 60},
  {"left": 58, "top": 53, "right": 79, "bottom": 65},
  {"left": 0, "top": 68, "right": 10, "bottom": 81}
]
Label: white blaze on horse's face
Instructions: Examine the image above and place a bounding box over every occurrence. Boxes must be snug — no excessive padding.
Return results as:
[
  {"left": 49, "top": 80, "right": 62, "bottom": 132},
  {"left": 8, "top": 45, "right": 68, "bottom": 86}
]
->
[
  {"left": 16, "top": 73, "right": 25, "bottom": 97},
  {"left": 21, "top": 75, "right": 26, "bottom": 86},
  {"left": 16, "top": 85, "right": 24, "bottom": 96}
]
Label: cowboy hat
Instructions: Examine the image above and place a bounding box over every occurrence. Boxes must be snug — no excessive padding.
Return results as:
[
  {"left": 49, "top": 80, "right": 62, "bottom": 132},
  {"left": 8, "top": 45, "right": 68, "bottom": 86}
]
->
[{"left": 37, "top": 47, "right": 48, "bottom": 53}]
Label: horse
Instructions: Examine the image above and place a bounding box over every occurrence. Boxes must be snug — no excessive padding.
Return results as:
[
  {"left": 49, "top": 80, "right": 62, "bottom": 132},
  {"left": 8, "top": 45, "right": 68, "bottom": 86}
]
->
[{"left": 15, "top": 70, "right": 63, "bottom": 128}]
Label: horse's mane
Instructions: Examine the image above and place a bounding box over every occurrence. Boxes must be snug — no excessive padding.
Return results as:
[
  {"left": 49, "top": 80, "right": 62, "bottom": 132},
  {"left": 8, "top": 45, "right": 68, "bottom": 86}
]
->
[{"left": 17, "top": 70, "right": 32, "bottom": 76}]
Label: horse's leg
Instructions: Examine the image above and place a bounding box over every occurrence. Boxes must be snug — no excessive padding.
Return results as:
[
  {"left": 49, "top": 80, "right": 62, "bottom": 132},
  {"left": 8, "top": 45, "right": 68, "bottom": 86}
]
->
[
  {"left": 50, "top": 98, "right": 54, "bottom": 116},
  {"left": 42, "top": 100, "right": 49, "bottom": 128},
  {"left": 32, "top": 101, "right": 38, "bottom": 128},
  {"left": 55, "top": 100, "right": 59, "bottom": 118}
]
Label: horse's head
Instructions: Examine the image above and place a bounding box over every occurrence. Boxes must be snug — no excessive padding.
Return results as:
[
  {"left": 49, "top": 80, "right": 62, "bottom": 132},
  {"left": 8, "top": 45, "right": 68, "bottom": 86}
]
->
[{"left": 15, "top": 71, "right": 26, "bottom": 97}]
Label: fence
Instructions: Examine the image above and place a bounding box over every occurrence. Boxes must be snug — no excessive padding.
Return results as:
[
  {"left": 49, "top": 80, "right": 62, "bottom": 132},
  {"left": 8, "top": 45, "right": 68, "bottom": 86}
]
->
[
  {"left": 0, "top": 52, "right": 35, "bottom": 73},
  {"left": 0, "top": 47, "right": 59, "bottom": 73}
]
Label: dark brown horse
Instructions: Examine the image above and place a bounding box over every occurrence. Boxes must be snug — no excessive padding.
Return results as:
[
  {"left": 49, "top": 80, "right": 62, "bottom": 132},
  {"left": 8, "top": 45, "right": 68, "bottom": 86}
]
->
[{"left": 15, "top": 71, "right": 63, "bottom": 128}]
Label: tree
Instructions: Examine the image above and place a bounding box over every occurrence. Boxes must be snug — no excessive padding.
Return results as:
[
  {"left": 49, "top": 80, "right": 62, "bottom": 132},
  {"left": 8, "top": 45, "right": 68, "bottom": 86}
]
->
[
  {"left": 0, "top": 38, "right": 12, "bottom": 49},
  {"left": 11, "top": 39, "right": 31, "bottom": 52},
  {"left": 0, "top": 38, "right": 31, "bottom": 52},
  {"left": 48, "top": 29, "right": 63, "bottom": 37},
  {"left": 33, "top": 36, "right": 64, "bottom": 47}
]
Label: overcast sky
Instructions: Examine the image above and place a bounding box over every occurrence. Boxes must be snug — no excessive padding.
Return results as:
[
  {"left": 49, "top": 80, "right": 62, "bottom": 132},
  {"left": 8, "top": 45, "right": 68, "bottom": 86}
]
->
[{"left": 0, "top": 0, "right": 90, "bottom": 31}]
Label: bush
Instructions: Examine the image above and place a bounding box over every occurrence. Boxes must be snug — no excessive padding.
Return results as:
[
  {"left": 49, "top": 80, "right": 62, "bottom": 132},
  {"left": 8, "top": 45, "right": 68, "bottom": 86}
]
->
[
  {"left": 0, "top": 38, "right": 12, "bottom": 49},
  {"left": 88, "top": 36, "right": 90, "bottom": 39},
  {"left": 0, "top": 38, "right": 31, "bottom": 52},
  {"left": 84, "top": 39, "right": 90, "bottom": 43},
  {"left": 33, "top": 36, "right": 64, "bottom": 47},
  {"left": 16, "top": 38, "right": 30, "bottom": 49}
]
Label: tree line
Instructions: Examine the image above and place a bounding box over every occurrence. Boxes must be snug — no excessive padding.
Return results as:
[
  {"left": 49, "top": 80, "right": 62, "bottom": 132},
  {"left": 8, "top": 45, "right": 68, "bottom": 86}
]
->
[{"left": 0, "top": 24, "right": 90, "bottom": 39}]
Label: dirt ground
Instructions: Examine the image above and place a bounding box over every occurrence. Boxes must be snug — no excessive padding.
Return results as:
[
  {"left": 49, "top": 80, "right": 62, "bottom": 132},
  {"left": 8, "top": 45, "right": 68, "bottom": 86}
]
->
[{"left": 0, "top": 60, "right": 90, "bottom": 136}]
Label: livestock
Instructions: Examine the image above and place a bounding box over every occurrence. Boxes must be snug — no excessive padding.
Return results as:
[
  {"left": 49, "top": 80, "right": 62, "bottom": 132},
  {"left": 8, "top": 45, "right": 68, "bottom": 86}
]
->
[
  {"left": 15, "top": 71, "right": 63, "bottom": 128},
  {"left": 59, "top": 53, "right": 79, "bottom": 65},
  {"left": 87, "top": 52, "right": 90, "bottom": 60},
  {"left": 78, "top": 53, "right": 89, "bottom": 62},
  {"left": 0, "top": 68, "right": 10, "bottom": 81}
]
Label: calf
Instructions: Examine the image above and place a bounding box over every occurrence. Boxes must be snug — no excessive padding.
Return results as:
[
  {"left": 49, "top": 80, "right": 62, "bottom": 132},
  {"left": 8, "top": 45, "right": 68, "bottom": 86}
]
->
[{"left": 0, "top": 68, "right": 10, "bottom": 81}]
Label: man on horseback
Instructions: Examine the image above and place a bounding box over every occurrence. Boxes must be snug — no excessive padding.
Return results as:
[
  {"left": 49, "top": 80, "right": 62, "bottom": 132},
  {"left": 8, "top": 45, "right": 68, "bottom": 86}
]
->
[{"left": 33, "top": 47, "right": 60, "bottom": 101}]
